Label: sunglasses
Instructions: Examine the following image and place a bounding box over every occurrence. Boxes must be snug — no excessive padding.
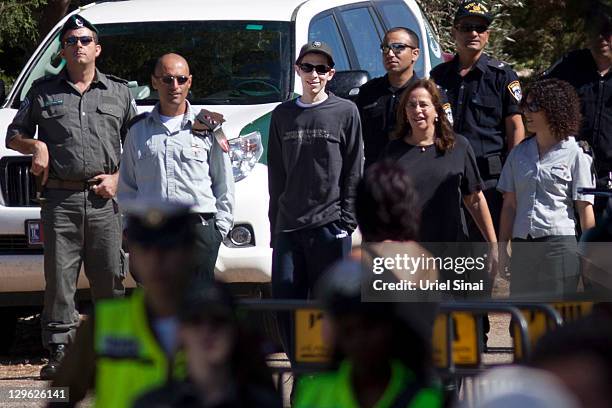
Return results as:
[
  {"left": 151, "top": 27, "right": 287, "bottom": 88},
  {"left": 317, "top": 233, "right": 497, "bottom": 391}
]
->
[
  {"left": 455, "top": 23, "right": 489, "bottom": 33},
  {"left": 521, "top": 99, "right": 540, "bottom": 113},
  {"left": 154, "top": 75, "right": 190, "bottom": 85},
  {"left": 380, "top": 43, "right": 417, "bottom": 54},
  {"left": 298, "top": 63, "right": 332, "bottom": 74},
  {"left": 63, "top": 35, "right": 95, "bottom": 47}
]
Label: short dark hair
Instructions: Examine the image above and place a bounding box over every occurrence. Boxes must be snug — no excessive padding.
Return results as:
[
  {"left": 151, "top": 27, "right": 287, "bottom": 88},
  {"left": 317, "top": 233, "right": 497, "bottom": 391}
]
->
[
  {"left": 524, "top": 79, "right": 581, "bottom": 141},
  {"left": 393, "top": 78, "right": 455, "bottom": 152},
  {"left": 356, "top": 160, "right": 420, "bottom": 242},
  {"left": 384, "top": 26, "right": 420, "bottom": 49}
]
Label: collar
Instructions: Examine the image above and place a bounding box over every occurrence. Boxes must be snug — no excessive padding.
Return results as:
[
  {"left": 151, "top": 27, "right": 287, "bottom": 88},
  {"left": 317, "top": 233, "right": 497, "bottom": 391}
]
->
[
  {"left": 385, "top": 72, "right": 420, "bottom": 93},
  {"left": 151, "top": 100, "right": 195, "bottom": 130},
  {"left": 451, "top": 52, "right": 489, "bottom": 73},
  {"left": 60, "top": 67, "right": 109, "bottom": 89}
]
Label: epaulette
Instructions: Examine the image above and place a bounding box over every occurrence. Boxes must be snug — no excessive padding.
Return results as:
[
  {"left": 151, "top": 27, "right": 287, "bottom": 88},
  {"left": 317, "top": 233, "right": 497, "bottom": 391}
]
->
[
  {"left": 577, "top": 140, "right": 593, "bottom": 156},
  {"left": 31, "top": 75, "right": 56, "bottom": 88},
  {"left": 127, "top": 112, "right": 150, "bottom": 130},
  {"left": 487, "top": 58, "right": 511, "bottom": 71},
  {"left": 105, "top": 74, "right": 130, "bottom": 85}
]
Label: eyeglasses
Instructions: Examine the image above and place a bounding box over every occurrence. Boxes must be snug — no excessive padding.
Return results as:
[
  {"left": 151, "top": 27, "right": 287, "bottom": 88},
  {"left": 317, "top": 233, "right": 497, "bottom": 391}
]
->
[
  {"left": 298, "top": 63, "right": 332, "bottom": 74},
  {"left": 454, "top": 23, "right": 489, "bottom": 33},
  {"left": 63, "top": 36, "right": 95, "bottom": 47},
  {"left": 380, "top": 43, "right": 417, "bottom": 54},
  {"left": 154, "top": 75, "right": 190, "bottom": 85},
  {"left": 521, "top": 99, "right": 540, "bottom": 113}
]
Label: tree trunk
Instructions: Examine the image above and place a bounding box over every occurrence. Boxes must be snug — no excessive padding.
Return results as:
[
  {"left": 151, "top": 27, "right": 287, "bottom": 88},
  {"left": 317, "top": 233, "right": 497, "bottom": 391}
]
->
[{"left": 38, "top": 0, "right": 71, "bottom": 39}]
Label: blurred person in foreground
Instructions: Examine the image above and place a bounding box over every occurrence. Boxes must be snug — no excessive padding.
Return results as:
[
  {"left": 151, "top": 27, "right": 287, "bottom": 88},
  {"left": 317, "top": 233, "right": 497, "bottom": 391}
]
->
[
  {"left": 381, "top": 78, "right": 498, "bottom": 291},
  {"left": 293, "top": 161, "right": 442, "bottom": 408},
  {"left": 49, "top": 202, "right": 198, "bottom": 408},
  {"left": 530, "top": 315, "right": 612, "bottom": 408},
  {"left": 133, "top": 281, "right": 281, "bottom": 408},
  {"left": 497, "top": 79, "right": 595, "bottom": 299}
]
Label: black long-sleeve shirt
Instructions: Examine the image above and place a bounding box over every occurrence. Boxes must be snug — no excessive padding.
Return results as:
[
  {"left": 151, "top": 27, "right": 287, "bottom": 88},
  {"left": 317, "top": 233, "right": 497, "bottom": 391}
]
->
[{"left": 267, "top": 94, "right": 363, "bottom": 242}]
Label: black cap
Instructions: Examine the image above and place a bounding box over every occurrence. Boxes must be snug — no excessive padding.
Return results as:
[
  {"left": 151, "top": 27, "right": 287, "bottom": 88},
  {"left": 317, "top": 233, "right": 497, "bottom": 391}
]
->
[
  {"left": 60, "top": 14, "right": 98, "bottom": 40},
  {"left": 123, "top": 200, "right": 196, "bottom": 248},
  {"left": 179, "top": 280, "right": 236, "bottom": 323},
  {"left": 296, "top": 41, "right": 335, "bottom": 67},
  {"left": 454, "top": 2, "right": 494, "bottom": 25}
]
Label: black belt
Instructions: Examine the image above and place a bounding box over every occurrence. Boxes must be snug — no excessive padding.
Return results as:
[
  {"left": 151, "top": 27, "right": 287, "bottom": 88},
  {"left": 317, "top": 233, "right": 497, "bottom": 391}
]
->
[{"left": 45, "top": 179, "right": 100, "bottom": 191}]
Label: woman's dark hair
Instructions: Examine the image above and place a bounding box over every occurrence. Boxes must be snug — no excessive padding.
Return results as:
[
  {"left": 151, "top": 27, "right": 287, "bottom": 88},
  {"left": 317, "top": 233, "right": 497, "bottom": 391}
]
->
[
  {"left": 392, "top": 78, "right": 455, "bottom": 152},
  {"left": 356, "top": 160, "right": 420, "bottom": 242},
  {"left": 524, "top": 79, "right": 582, "bottom": 141}
]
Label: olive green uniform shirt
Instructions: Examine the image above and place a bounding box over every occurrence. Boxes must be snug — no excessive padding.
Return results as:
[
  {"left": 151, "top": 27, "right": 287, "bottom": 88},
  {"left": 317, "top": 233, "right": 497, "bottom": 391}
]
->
[{"left": 6, "top": 69, "right": 137, "bottom": 180}]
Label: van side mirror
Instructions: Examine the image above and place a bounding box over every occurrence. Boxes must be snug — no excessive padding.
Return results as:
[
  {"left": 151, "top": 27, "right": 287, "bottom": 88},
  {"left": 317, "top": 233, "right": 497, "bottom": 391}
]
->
[{"left": 327, "top": 70, "right": 370, "bottom": 101}]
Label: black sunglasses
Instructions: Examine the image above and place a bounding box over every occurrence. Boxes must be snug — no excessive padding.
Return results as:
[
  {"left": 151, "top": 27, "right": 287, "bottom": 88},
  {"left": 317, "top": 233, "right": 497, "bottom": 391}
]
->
[
  {"left": 63, "top": 35, "right": 95, "bottom": 47},
  {"left": 154, "top": 75, "right": 190, "bottom": 85},
  {"left": 298, "top": 63, "right": 332, "bottom": 74},
  {"left": 521, "top": 99, "right": 540, "bottom": 113},
  {"left": 380, "top": 43, "right": 417, "bottom": 54},
  {"left": 455, "top": 23, "right": 489, "bottom": 33}
]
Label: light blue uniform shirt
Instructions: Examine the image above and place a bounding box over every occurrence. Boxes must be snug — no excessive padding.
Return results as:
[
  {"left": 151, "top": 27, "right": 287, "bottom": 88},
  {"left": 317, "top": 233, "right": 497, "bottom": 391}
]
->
[
  {"left": 118, "top": 101, "right": 234, "bottom": 237},
  {"left": 497, "top": 136, "right": 594, "bottom": 239}
]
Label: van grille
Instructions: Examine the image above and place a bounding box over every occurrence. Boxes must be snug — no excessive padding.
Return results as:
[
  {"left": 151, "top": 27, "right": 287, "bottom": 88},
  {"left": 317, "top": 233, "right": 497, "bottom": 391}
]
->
[
  {"left": 0, "top": 235, "right": 42, "bottom": 253},
  {"left": 0, "top": 157, "right": 38, "bottom": 207}
]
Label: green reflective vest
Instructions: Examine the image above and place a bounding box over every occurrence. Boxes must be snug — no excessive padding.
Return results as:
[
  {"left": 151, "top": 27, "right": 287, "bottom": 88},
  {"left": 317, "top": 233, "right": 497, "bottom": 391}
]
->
[
  {"left": 94, "top": 289, "right": 185, "bottom": 408},
  {"left": 294, "top": 360, "right": 442, "bottom": 408}
]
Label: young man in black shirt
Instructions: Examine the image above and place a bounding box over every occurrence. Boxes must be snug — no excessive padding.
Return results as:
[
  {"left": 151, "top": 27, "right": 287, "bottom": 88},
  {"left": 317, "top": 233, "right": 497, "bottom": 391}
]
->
[{"left": 267, "top": 41, "right": 363, "bottom": 358}]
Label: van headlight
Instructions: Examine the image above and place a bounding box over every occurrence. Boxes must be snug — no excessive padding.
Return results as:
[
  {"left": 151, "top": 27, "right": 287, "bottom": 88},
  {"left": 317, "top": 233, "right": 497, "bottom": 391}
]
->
[{"left": 229, "top": 131, "right": 263, "bottom": 182}]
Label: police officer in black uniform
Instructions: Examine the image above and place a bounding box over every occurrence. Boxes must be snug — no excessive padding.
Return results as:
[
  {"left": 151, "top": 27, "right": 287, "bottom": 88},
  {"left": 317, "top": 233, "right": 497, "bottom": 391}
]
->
[
  {"left": 431, "top": 1, "right": 525, "bottom": 238},
  {"left": 5, "top": 15, "right": 136, "bottom": 379},
  {"left": 357, "top": 27, "right": 452, "bottom": 169},
  {"left": 542, "top": 6, "right": 612, "bottom": 219}
]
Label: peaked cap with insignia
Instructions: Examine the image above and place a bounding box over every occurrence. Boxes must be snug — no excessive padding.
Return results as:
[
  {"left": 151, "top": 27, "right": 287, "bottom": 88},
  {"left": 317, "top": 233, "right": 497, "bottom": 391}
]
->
[
  {"left": 454, "top": 2, "right": 494, "bottom": 25},
  {"left": 60, "top": 14, "right": 98, "bottom": 40}
]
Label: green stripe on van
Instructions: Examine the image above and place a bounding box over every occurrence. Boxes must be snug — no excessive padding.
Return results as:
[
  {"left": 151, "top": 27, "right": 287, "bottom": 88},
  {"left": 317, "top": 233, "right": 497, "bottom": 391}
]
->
[{"left": 240, "top": 111, "right": 272, "bottom": 165}]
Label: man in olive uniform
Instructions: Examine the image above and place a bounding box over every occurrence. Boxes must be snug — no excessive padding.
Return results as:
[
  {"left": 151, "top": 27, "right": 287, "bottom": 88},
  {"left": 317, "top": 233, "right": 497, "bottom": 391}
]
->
[{"left": 5, "top": 15, "right": 136, "bottom": 379}]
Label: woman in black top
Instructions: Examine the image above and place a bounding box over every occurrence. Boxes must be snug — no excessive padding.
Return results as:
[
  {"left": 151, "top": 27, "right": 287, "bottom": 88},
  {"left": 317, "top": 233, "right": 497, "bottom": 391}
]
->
[{"left": 381, "top": 79, "right": 498, "bottom": 275}]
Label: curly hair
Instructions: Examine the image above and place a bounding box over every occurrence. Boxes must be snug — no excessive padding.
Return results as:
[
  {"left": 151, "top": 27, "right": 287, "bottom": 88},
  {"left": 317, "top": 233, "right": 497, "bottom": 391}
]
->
[
  {"left": 356, "top": 160, "right": 420, "bottom": 242},
  {"left": 392, "top": 78, "right": 455, "bottom": 152},
  {"left": 524, "top": 79, "right": 582, "bottom": 141}
]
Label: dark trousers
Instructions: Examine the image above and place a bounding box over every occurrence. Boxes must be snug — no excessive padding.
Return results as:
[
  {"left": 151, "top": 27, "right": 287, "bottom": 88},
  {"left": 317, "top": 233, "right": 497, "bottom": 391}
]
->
[
  {"left": 271, "top": 222, "right": 351, "bottom": 360},
  {"left": 191, "top": 214, "right": 223, "bottom": 282},
  {"left": 40, "top": 189, "right": 125, "bottom": 347},
  {"left": 510, "top": 235, "right": 579, "bottom": 299}
]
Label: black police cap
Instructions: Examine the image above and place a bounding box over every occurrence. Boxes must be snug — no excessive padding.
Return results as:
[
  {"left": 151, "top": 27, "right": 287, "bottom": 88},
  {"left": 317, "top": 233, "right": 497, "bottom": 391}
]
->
[
  {"left": 296, "top": 41, "right": 335, "bottom": 67},
  {"left": 454, "top": 2, "right": 494, "bottom": 25},
  {"left": 60, "top": 14, "right": 98, "bottom": 40},
  {"left": 123, "top": 200, "right": 196, "bottom": 248}
]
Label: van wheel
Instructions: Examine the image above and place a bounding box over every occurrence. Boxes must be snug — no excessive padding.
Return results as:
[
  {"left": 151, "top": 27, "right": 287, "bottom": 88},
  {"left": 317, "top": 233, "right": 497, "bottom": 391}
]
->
[{"left": 0, "top": 309, "right": 18, "bottom": 354}]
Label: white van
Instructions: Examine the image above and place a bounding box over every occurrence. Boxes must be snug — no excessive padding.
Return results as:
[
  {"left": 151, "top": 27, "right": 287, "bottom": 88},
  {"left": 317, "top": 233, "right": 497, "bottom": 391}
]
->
[{"left": 0, "top": 0, "right": 443, "bottom": 311}]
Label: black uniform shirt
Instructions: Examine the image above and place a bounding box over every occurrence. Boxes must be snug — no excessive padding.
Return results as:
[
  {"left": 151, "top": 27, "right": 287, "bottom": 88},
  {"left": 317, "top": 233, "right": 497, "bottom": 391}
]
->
[
  {"left": 543, "top": 49, "right": 612, "bottom": 176},
  {"left": 6, "top": 69, "right": 137, "bottom": 181},
  {"left": 431, "top": 53, "right": 522, "bottom": 170},
  {"left": 356, "top": 73, "right": 452, "bottom": 168}
]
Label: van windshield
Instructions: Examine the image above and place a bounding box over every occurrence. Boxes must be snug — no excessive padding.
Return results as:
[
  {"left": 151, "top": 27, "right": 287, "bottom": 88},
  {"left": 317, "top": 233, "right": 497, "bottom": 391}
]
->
[{"left": 18, "top": 20, "right": 292, "bottom": 106}]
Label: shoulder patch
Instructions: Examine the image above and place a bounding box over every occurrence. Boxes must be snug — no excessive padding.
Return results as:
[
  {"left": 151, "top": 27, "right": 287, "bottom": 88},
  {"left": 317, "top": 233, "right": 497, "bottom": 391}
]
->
[
  {"left": 127, "top": 112, "right": 150, "bottom": 129},
  {"left": 507, "top": 80, "right": 522, "bottom": 103},
  {"left": 105, "top": 74, "right": 129, "bottom": 85},
  {"left": 31, "top": 74, "right": 56, "bottom": 88}
]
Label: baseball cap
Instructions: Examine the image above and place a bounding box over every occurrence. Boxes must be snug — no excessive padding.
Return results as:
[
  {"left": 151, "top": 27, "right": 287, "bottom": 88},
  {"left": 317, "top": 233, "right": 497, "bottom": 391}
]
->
[
  {"left": 178, "top": 280, "right": 236, "bottom": 324},
  {"left": 296, "top": 41, "right": 335, "bottom": 67},
  {"left": 454, "top": 2, "right": 494, "bottom": 25},
  {"left": 60, "top": 14, "right": 99, "bottom": 40}
]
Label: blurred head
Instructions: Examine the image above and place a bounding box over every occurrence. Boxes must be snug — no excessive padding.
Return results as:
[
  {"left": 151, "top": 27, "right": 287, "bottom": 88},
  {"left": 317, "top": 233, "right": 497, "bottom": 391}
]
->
[
  {"left": 586, "top": 8, "right": 612, "bottom": 59},
  {"left": 152, "top": 53, "right": 192, "bottom": 114},
  {"left": 521, "top": 79, "right": 581, "bottom": 140},
  {"left": 531, "top": 316, "right": 612, "bottom": 408},
  {"left": 356, "top": 160, "right": 420, "bottom": 242},
  {"left": 394, "top": 79, "right": 455, "bottom": 151},
  {"left": 125, "top": 202, "right": 196, "bottom": 301},
  {"left": 381, "top": 27, "right": 420, "bottom": 76},
  {"left": 179, "top": 282, "right": 237, "bottom": 373}
]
